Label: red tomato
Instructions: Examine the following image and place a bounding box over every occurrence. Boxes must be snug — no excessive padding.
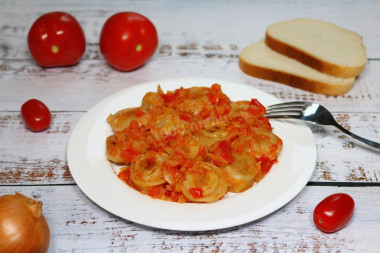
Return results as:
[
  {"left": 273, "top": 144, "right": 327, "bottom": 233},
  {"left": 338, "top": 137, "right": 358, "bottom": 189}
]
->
[
  {"left": 28, "top": 12, "right": 86, "bottom": 67},
  {"left": 189, "top": 188, "right": 204, "bottom": 199},
  {"left": 99, "top": 12, "right": 158, "bottom": 71},
  {"left": 21, "top": 99, "right": 51, "bottom": 132},
  {"left": 148, "top": 186, "right": 164, "bottom": 199},
  {"left": 257, "top": 156, "right": 274, "bottom": 174},
  {"left": 313, "top": 193, "right": 355, "bottom": 233},
  {"left": 213, "top": 141, "right": 234, "bottom": 164},
  {"left": 118, "top": 169, "right": 130, "bottom": 183}
]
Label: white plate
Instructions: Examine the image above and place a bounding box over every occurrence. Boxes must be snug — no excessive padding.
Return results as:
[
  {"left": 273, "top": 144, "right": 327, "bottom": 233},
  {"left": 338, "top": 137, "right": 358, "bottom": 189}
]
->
[{"left": 67, "top": 78, "right": 317, "bottom": 231}]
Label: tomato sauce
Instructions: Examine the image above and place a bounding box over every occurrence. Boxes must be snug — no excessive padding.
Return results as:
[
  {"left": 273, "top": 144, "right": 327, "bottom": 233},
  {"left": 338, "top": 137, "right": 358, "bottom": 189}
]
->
[{"left": 106, "top": 84, "right": 283, "bottom": 203}]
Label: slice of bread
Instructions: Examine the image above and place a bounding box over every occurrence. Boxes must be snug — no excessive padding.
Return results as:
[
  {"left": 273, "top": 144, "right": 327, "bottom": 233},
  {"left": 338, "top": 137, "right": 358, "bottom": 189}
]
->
[
  {"left": 265, "top": 18, "right": 367, "bottom": 78},
  {"left": 239, "top": 40, "right": 355, "bottom": 96}
]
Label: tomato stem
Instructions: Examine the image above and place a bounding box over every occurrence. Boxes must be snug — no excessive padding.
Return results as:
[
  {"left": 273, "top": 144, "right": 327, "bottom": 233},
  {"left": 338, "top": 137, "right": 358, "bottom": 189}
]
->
[
  {"left": 51, "top": 45, "right": 59, "bottom": 54},
  {"left": 136, "top": 44, "right": 142, "bottom": 52}
]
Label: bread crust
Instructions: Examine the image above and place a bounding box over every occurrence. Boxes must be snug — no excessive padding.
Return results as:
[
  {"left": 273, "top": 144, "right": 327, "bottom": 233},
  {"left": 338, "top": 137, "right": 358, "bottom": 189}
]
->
[
  {"left": 265, "top": 32, "right": 366, "bottom": 78},
  {"left": 239, "top": 56, "right": 355, "bottom": 96}
]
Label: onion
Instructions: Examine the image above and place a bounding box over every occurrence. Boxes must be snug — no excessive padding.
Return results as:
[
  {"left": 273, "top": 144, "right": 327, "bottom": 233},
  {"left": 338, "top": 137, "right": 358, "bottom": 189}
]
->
[{"left": 0, "top": 192, "right": 50, "bottom": 253}]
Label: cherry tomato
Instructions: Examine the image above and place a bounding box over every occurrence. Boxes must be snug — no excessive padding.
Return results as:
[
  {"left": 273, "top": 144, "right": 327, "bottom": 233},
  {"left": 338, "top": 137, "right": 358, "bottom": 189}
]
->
[
  {"left": 21, "top": 99, "right": 51, "bottom": 132},
  {"left": 313, "top": 193, "right": 355, "bottom": 233},
  {"left": 28, "top": 12, "right": 86, "bottom": 67},
  {"left": 99, "top": 12, "right": 158, "bottom": 71}
]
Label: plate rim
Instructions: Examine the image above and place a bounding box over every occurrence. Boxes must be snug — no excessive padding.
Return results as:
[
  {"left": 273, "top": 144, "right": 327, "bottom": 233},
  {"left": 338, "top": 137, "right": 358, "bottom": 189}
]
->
[{"left": 67, "top": 77, "right": 317, "bottom": 231}]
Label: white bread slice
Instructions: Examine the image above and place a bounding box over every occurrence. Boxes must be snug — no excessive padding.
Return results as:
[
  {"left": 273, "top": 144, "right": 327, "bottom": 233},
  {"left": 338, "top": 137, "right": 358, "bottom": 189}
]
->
[
  {"left": 239, "top": 40, "right": 355, "bottom": 96},
  {"left": 265, "top": 18, "right": 367, "bottom": 78}
]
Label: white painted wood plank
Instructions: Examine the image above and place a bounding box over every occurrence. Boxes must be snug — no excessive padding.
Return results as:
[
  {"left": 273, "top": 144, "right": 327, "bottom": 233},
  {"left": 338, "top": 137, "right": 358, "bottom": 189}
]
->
[
  {"left": 0, "top": 112, "right": 79, "bottom": 184},
  {"left": 1, "top": 0, "right": 380, "bottom": 58},
  {"left": 0, "top": 0, "right": 379, "bottom": 251},
  {"left": 0, "top": 185, "right": 378, "bottom": 252},
  {"left": 0, "top": 58, "right": 380, "bottom": 112},
  {"left": 1, "top": 111, "right": 379, "bottom": 184}
]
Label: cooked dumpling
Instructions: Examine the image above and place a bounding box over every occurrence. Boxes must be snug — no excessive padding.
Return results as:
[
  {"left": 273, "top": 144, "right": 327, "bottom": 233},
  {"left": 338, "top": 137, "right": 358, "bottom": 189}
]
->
[
  {"left": 222, "top": 152, "right": 263, "bottom": 192},
  {"left": 107, "top": 107, "right": 138, "bottom": 132},
  {"left": 130, "top": 151, "right": 168, "bottom": 189},
  {"left": 180, "top": 161, "right": 228, "bottom": 203},
  {"left": 106, "top": 135, "right": 125, "bottom": 164}
]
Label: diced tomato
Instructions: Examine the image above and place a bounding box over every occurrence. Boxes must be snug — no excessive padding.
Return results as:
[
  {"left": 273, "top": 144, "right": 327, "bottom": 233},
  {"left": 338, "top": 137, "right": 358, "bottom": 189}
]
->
[
  {"left": 248, "top": 99, "right": 266, "bottom": 116},
  {"left": 121, "top": 146, "right": 140, "bottom": 160},
  {"left": 250, "top": 99, "right": 267, "bottom": 116},
  {"left": 198, "top": 146, "right": 206, "bottom": 158},
  {"left": 164, "top": 189, "right": 182, "bottom": 202},
  {"left": 229, "top": 135, "right": 238, "bottom": 142},
  {"left": 250, "top": 98, "right": 265, "bottom": 108},
  {"left": 128, "top": 120, "right": 146, "bottom": 138},
  {"left": 169, "top": 191, "right": 179, "bottom": 202},
  {"left": 135, "top": 109, "right": 145, "bottom": 117},
  {"left": 206, "top": 84, "right": 225, "bottom": 105},
  {"left": 208, "top": 93, "right": 222, "bottom": 105},
  {"left": 150, "top": 145, "right": 165, "bottom": 152},
  {"left": 182, "top": 159, "right": 195, "bottom": 170},
  {"left": 161, "top": 87, "right": 189, "bottom": 108},
  {"left": 231, "top": 116, "right": 245, "bottom": 123},
  {"left": 214, "top": 140, "right": 234, "bottom": 164},
  {"left": 200, "top": 109, "right": 210, "bottom": 119},
  {"left": 148, "top": 186, "right": 165, "bottom": 199},
  {"left": 179, "top": 114, "right": 192, "bottom": 122},
  {"left": 258, "top": 156, "right": 274, "bottom": 174},
  {"left": 211, "top": 83, "right": 222, "bottom": 91},
  {"left": 189, "top": 188, "right": 203, "bottom": 199},
  {"left": 207, "top": 92, "right": 229, "bottom": 107},
  {"left": 164, "top": 133, "right": 180, "bottom": 143},
  {"left": 118, "top": 169, "right": 130, "bottom": 182},
  {"left": 210, "top": 103, "right": 231, "bottom": 118},
  {"left": 219, "top": 104, "right": 231, "bottom": 115},
  {"left": 255, "top": 116, "right": 272, "bottom": 130},
  {"left": 247, "top": 107, "right": 260, "bottom": 116},
  {"left": 161, "top": 92, "right": 176, "bottom": 102}
]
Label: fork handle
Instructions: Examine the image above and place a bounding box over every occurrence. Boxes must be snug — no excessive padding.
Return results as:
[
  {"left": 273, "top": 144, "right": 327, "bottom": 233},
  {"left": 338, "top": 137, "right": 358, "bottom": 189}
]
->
[{"left": 332, "top": 122, "right": 380, "bottom": 150}]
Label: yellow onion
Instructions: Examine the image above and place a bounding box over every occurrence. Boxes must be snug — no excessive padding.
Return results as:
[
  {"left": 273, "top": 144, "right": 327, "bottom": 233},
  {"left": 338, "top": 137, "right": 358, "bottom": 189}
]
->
[{"left": 0, "top": 192, "right": 50, "bottom": 253}]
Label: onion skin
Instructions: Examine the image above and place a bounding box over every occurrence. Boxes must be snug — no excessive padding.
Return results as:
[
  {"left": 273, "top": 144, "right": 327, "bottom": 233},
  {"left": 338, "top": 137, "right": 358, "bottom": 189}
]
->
[{"left": 0, "top": 192, "right": 50, "bottom": 253}]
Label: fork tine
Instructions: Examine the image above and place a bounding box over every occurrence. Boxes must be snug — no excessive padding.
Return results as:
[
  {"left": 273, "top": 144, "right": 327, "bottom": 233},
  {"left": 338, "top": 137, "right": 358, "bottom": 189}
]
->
[
  {"left": 266, "top": 103, "right": 304, "bottom": 113},
  {"left": 266, "top": 108, "right": 303, "bottom": 114},
  {"left": 265, "top": 101, "right": 306, "bottom": 119},
  {"left": 264, "top": 113, "right": 302, "bottom": 119},
  {"left": 266, "top": 101, "right": 306, "bottom": 110}
]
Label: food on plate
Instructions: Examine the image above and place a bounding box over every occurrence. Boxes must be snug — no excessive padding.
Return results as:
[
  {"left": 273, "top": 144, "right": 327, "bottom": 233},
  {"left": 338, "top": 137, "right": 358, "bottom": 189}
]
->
[
  {"left": 266, "top": 18, "right": 367, "bottom": 78},
  {"left": 99, "top": 12, "right": 159, "bottom": 71},
  {"left": 313, "top": 193, "right": 355, "bottom": 233},
  {"left": 0, "top": 192, "right": 50, "bottom": 253},
  {"left": 239, "top": 40, "right": 355, "bottom": 96},
  {"left": 27, "top": 12, "right": 86, "bottom": 67},
  {"left": 106, "top": 84, "right": 283, "bottom": 203},
  {"left": 21, "top": 99, "right": 51, "bottom": 132}
]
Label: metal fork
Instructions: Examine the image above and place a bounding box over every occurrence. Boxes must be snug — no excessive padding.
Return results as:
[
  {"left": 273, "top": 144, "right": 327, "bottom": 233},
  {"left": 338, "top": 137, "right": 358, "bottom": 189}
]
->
[{"left": 265, "top": 101, "right": 380, "bottom": 150}]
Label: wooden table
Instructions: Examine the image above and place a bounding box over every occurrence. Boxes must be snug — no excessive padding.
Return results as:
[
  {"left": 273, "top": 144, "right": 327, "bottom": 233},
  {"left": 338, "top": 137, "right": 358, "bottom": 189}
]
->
[{"left": 1, "top": 0, "right": 380, "bottom": 252}]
